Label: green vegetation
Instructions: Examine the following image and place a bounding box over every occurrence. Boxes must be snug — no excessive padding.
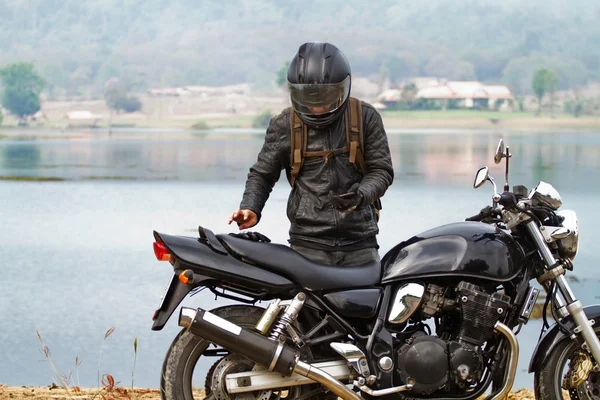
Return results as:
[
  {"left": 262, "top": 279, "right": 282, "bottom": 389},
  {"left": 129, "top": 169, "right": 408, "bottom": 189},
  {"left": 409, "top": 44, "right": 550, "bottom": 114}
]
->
[
  {"left": 252, "top": 110, "right": 273, "bottom": 128},
  {"left": 276, "top": 61, "right": 290, "bottom": 88},
  {"left": 0, "top": 175, "right": 65, "bottom": 181},
  {"left": 0, "top": 1, "right": 598, "bottom": 97},
  {"left": 0, "top": 63, "right": 45, "bottom": 124},
  {"left": 104, "top": 78, "right": 143, "bottom": 114},
  {"left": 190, "top": 120, "right": 210, "bottom": 130},
  {"left": 532, "top": 68, "right": 560, "bottom": 114}
]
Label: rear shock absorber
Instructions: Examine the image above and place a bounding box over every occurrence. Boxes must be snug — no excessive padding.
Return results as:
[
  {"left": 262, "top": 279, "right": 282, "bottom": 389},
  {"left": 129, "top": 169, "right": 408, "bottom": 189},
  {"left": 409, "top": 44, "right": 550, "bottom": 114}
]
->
[{"left": 269, "top": 292, "right": 306, "bottom": 343}]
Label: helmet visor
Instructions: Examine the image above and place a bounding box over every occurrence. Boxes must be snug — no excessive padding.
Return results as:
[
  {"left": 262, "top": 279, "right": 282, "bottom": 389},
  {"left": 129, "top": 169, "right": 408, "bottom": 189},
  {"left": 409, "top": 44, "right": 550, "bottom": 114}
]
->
[{"left": 288, "top": 76, "right": 350, "bottom": 116}]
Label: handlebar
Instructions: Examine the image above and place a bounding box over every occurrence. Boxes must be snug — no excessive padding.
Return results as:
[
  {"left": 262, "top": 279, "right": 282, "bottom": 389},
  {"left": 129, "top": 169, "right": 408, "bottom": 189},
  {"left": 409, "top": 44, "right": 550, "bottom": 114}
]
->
[
  {"left": 465, "top": 192, "right": 521, "bottom": 222},
  {"left": 465, "top": 205, "right": 496, "bottom": 222}
]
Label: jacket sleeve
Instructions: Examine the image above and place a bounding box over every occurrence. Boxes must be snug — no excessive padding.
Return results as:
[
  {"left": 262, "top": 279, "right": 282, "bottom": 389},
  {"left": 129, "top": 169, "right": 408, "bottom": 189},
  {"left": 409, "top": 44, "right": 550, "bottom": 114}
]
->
[
  {"left": 358, "top": 105, "right": 394, "bottom": 207},
  {"left": 239, "top": 112, "right": 288, "bottom": 220}
]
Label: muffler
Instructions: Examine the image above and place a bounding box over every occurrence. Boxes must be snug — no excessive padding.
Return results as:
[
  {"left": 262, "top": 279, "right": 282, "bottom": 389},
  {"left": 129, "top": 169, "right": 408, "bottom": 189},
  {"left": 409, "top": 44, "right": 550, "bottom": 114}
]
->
[{"left": 179, "top": 307, "right": 361, "bottom": 400}]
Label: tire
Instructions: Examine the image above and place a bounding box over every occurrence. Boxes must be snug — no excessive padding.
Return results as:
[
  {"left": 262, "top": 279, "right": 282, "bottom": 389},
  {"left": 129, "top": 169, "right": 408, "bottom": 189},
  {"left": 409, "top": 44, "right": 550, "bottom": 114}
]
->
[
  {"left": 159, "top": 305, "right": 330, "bottom": 400},
  {"left": 534, "top": 328, "right": 600, "bottom": 400},
  {"left": 160, "top": 305, "right": 266, "bottom": 400}
]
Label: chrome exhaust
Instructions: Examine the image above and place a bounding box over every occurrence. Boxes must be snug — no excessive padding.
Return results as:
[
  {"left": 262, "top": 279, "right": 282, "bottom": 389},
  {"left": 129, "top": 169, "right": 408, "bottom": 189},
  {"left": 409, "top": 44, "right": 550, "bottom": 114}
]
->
[
  {"left": 179, "top": 307, "right": 361, "bottom": 400},
  {"left": 485, "top": 322, "right": 519, "bottom": 400}
]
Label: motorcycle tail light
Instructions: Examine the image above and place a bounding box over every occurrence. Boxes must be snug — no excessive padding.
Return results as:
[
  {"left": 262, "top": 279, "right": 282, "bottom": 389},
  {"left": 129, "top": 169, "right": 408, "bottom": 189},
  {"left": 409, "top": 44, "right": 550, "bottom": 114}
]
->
[{"left": 153, "top": 242, "right": 172, "bottom": 262}]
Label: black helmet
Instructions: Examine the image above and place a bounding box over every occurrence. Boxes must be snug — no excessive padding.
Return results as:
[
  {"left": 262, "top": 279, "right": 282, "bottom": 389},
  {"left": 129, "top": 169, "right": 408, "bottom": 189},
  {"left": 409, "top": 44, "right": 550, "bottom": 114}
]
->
[{"left": 287, "top": 42, "right": 351, "bottom": 128}]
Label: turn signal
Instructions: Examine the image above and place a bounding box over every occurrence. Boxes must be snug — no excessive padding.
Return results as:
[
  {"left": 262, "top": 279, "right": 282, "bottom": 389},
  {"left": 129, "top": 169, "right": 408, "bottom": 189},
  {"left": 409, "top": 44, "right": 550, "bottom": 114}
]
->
[
  {"left": 153, "top": 242, "right": 172, "bottom": 262},
  {"left": 179, "top": 270, "right": 194, "bottom": 284}
]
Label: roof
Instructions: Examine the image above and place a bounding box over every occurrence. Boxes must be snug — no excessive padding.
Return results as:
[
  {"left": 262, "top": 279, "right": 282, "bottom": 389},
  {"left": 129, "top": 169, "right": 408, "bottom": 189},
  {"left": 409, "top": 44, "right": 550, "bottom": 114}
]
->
[
  {"left": 376, "top": 89, "right": 402, "bottom": 102},
  {"left": 482, "top": 85, "right": 512, "bottom": 99},
  {"left": 416, "top": 85, "right": 456, "bottom": 99},
  {"left": 65, "top": 110, "right": 102, "bottom": 120},
  {"left": 147, "top": 87, "right": 187, "bottom": 96},
  {"left": 416, "top": 81, "right": 512, "bottom": 100}
]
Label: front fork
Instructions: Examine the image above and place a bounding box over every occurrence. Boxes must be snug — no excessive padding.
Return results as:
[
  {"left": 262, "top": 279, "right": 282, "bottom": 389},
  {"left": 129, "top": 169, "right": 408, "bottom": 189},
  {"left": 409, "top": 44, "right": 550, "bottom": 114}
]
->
[{"left": 525, "top": 221, "right": 600, "bottom": 365}]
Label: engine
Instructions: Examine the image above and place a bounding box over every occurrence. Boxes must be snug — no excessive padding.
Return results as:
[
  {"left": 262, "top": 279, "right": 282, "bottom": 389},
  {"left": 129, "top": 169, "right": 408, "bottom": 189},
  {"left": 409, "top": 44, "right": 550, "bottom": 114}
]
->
[{"left": 394, "top": 281, "right": 511, "bottom": 395}]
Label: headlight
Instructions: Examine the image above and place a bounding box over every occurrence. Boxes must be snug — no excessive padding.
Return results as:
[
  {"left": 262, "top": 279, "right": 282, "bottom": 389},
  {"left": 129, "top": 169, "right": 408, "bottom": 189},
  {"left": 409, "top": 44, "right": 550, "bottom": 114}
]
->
[
  {"left": 529, "top": 181, "right": 562, "bottom": 209},
  {"left": 556, "top": 209, "right": 579, "bottom": 261}
]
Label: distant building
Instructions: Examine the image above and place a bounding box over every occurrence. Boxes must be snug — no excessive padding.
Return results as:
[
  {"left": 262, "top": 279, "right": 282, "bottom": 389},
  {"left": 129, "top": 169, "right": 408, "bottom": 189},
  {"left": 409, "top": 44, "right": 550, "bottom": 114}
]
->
[
  {"left": 146, "top": 83, "right": 252, "bottom": 98},
  {"left": 416, "top": 81, "right": 512, "bottom": 109},
  {"left": 183, "top": 83, "right": 251, "bottom": 97},
  {"left": 146, "top": 87, "right": 188, "bottom": 97},
  {"left": 64, "top": 110, "right": 103, "bottom": 127},
  {"left": 377, "top": 80, "right": 513, "bottom": 110}
]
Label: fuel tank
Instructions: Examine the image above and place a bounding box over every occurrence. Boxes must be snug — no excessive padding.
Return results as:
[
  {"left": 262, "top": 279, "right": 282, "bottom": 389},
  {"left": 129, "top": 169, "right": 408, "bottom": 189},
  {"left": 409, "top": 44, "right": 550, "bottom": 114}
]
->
[{"left": 381, "top": 222, "right": 525, "bottom": 283}]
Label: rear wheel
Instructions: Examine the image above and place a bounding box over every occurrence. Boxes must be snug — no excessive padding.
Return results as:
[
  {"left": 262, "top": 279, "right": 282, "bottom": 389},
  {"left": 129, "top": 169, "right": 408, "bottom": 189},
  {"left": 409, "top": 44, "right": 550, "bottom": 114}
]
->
[{"left": 160, "top": 305, "right": 327, "bottom": 400}]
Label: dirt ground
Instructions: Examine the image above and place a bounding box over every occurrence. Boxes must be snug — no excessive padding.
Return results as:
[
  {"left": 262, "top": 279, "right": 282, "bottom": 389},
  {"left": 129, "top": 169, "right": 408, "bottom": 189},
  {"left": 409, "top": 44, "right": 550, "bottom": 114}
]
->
[
  {"left": 0, "top": 385, "right": 205, "bottom": 400},
  {"left": 0, "top": 385, "right": 536, "bottom": 400}
]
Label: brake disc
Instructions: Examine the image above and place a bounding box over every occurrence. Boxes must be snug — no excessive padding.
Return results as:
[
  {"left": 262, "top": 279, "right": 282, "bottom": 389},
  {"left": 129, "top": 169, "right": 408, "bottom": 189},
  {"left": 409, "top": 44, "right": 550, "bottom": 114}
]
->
[
  {"left": 564, "top": 351, "right": 600, "bottom": 400},
  {"left": 210, "top": 354, "right": 273, "bottom": 400}
]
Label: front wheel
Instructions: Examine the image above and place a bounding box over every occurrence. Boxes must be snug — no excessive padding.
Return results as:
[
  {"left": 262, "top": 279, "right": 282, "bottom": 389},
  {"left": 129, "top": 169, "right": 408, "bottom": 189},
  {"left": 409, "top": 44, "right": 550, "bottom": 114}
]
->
[{"left": 534, "top": 328, "right": 600, "bottom": 400}]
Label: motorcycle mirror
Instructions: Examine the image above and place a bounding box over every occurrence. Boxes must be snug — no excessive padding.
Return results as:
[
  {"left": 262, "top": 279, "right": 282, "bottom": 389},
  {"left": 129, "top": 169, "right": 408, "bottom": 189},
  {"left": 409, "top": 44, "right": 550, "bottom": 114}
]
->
[
  {"left": 494, "top": 139, "right": 505, "bottom": 164},
  {"left": 474, "top": 166, "right": 490, "bottom": 189}
]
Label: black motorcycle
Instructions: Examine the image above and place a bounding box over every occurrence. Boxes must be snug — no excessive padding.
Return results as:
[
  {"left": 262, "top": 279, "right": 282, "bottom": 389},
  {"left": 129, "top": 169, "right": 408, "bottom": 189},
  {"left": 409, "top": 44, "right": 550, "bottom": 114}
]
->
[{"left": 151, "top": 139, "right": 600, "bottom": 400}]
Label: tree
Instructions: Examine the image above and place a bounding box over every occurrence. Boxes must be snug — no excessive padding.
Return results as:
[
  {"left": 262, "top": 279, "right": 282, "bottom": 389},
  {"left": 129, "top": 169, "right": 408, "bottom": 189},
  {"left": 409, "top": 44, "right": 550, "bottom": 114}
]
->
[
  {"left": 275, "top": 61, "right": 290, "bottom": 88},
  {"left": 401, "top": 83, "right": 418, "bottom": 102},
  {"left": 104, "top": 78, "right": 142, "bottom": 113},
  {"left": 546, "top": 70, "right": 560, "bottom": 116},
  {"left": 532, "top": 69, "right": 548, "bottom": 114},
  {"left": 384, "top": 54, "right": 419, "bottom": 87},
  {"left": 0, "top": 63, "right": 46, "bottom": 124},
  {"left": 532, "top": 68, "right": 559, "bottom": 115}
]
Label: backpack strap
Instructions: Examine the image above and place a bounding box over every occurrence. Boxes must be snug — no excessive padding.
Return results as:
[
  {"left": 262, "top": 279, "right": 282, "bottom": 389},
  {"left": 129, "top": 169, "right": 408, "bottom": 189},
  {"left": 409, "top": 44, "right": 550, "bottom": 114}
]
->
[
  {"left": 289, "top": 98, "right": 366, "bottom": 186},
  {"left": 347, "top": 97, "right": 365, "bottom": 173},
  {"left": 289, "top": 108, "right": 307, "bottom": 187},
  {"left": 347, "top": 98, "right": 382, "bottom": 218}
]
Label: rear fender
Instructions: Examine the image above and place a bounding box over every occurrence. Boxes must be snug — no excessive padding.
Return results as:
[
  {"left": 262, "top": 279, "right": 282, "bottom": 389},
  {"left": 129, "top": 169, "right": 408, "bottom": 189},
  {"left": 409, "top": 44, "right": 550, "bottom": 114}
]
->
[{"left": 152, "top": 273, "right": 200, "bottom": 331}]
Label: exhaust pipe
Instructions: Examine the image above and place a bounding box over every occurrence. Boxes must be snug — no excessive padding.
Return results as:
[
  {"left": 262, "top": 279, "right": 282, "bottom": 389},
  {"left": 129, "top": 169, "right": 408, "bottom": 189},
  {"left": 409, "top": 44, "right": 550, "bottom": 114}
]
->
[
  {"left": 179, "top": 307, "right": 361, "bottom": 400},
  {"left": 484, "top": 321, "right": 519, "bottom": 400}
]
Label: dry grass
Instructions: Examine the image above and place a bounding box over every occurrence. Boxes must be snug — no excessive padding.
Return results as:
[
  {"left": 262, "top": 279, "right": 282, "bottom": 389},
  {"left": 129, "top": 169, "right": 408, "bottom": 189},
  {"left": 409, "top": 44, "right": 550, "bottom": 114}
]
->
[{"left": 27, "top": 329, "right": 172, "bottom": 400}]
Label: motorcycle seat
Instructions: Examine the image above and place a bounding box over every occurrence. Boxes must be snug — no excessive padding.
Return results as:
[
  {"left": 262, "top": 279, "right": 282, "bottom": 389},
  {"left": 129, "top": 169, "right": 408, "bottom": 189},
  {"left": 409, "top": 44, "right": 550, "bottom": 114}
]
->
[{"left": 216, "top": 234, "right": 382, "bottom": 291}]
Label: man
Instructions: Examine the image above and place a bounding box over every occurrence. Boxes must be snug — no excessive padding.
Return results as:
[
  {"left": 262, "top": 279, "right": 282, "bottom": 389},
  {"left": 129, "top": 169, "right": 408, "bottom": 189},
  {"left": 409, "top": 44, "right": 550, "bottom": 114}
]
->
[{"left": 229, "top": 41, "right": 394, "bottom": 266}]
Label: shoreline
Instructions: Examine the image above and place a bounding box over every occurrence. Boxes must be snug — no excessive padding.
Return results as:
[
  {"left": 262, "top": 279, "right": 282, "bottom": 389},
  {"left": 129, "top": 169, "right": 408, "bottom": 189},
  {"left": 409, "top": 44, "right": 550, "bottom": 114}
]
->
[
  {"left": 3, "top": 110, "right": 600, "bottom": 133},
  {"left": 0, "top": 385, "right": 536, "bottom": 400}
]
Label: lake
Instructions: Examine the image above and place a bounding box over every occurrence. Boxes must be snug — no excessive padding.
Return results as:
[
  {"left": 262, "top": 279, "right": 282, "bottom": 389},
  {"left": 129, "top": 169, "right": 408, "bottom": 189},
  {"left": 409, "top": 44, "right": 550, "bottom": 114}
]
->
[{"left": 1, "top": 127, "right": 600, "bottom": 391}]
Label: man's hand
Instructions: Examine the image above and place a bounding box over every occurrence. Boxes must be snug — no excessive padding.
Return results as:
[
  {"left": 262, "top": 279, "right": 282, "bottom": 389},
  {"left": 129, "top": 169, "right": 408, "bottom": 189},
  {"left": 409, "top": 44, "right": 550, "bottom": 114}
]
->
[
  {"left": 328, "top": 183, "right": 364, "bottom": 211},
  {"left": 228, "top": 209, "right": 258, "bottom": 230}
]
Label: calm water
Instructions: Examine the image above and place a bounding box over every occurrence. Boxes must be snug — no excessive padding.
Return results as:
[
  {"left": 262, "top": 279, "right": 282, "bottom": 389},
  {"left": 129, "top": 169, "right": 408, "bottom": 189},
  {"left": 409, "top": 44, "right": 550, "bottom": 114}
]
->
[{"left": 2, "top": 128, "right": 600, "bottom": 390}]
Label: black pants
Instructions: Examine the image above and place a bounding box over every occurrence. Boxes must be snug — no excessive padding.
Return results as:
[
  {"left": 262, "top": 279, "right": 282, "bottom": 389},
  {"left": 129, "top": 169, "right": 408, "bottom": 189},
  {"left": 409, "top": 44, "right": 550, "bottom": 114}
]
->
[{"left": 291, "top": 244, "right": 380, "bottom": 267}]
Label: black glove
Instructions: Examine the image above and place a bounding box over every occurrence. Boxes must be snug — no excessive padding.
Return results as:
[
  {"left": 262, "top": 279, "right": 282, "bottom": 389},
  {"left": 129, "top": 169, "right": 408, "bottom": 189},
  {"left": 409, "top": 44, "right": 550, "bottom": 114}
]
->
[
  {"left": 228, "top": 231, "right": 271, "bottom": 243},
  {"left": 329, "top": 183, "right": 364, "bottom": 211}
]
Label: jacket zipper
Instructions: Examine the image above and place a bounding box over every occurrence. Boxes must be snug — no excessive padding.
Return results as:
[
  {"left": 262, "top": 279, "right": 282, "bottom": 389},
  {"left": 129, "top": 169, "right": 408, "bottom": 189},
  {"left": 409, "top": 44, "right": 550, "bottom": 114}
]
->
[{"left": 328, "top": 127, "right": 340, "bottom": 246}]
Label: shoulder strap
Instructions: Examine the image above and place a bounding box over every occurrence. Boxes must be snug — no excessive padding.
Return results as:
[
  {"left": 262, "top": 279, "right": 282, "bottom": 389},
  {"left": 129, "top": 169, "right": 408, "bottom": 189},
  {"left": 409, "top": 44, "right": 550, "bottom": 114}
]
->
[
  {"left": 348, "top": 98, "right": 381, "bottom": 215},
  {"left": 289, "top": 99, "right": 365, "bottom": 187},
  {"left": 347, "top": 97, "right": 365, "bottom": 173},
  {"left": 289, "top": 108, "right": 307, "bottom": 187}
]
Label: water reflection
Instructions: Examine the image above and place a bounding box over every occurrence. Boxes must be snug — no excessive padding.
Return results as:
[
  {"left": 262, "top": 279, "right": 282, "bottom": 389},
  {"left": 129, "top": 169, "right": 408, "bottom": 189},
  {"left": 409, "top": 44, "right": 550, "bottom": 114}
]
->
[
  {"left": 2, "top": 131, "right": 600, "bottom": 192},
  {"left": 2, "top": 129, "right": 600, "bottom": 390}
]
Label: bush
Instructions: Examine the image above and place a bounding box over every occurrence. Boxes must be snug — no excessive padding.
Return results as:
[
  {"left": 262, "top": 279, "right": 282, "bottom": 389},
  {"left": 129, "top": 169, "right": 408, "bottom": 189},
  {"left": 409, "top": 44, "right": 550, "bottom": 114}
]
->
[
  {"left": 252, "top": 110, "right": 273, "bottom": 129},
  {"left": 114, "top": 95, "right": 142, "bottom": 113},
  {"left": 190, "top": 120, "right": 210, "bottom": 130}
]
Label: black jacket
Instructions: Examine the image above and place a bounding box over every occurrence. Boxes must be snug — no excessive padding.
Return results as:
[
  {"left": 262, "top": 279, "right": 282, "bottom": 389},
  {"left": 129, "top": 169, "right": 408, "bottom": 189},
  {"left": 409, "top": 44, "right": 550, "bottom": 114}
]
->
[{"left": 239, "top": 100, "right": 394, "bottom": 249}]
